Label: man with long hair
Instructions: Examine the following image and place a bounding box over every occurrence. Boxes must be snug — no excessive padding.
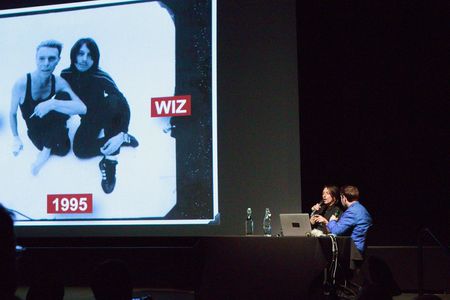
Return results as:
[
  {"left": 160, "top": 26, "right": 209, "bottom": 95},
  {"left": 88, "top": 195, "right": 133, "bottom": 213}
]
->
[{"left": 61, "top": 38, "right": 138, "bottom": 193}]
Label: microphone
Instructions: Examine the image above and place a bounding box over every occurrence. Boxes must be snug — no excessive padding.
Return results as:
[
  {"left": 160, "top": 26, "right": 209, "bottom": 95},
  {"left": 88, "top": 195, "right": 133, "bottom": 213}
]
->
[{"left": 311, "top": 200, "right": 324, "bottom": 216}]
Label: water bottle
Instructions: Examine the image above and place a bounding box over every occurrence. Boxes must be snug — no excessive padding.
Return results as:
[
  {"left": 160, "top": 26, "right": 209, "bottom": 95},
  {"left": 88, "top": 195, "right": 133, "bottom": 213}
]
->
[
  {"left": 245, "top": 208, "right": 254, "bottom": 235},
  {"left": 263, "top": 208, "right": 272, "bottom": 236}
]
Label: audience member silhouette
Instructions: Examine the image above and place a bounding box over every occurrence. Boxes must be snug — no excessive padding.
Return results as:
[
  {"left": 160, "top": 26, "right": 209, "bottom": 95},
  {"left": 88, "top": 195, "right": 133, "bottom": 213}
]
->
[
  {"left": 0, "top": 203, "right": 20, "bottom": 300},
  {"left": 356, "top": 284, "right": 392, "bottom": 300},
  {"left": 414, "top": 295, "right": 443, "bottom": 300},
  {"left": 91, "top": 259, "right": 133, "bottom": 300},
  {"left": 26, "top": 271, "right": 64, "bottom": 300}
]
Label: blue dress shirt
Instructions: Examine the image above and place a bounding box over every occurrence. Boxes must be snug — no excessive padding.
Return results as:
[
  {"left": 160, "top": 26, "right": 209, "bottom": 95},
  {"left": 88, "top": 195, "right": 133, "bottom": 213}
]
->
[{"left": 327, "top": 201, "right": 372, "bottom": 253}]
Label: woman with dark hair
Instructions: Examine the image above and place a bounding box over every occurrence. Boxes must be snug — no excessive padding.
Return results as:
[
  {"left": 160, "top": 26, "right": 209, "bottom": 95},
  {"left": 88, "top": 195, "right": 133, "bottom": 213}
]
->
[
  {"left": 310, "top": 185, "right": 342, "bottom": 233},
  {"left": 61, "top": 38, "right": 138, "bottom": 194}
]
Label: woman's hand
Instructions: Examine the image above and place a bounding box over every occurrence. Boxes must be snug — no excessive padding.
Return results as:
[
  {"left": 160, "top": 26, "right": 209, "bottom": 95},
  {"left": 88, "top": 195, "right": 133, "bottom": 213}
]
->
[
  {"left": 313, "top": 215, "right": 328, "bottom": 225},
  {"left": 311, "top": 203, "right": 322, "bottom": 212}
]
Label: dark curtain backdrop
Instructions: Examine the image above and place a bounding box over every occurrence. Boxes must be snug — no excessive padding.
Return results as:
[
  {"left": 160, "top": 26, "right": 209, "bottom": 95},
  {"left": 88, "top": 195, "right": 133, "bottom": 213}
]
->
[{"left": 298, "top": 1, "right": 448, "bottom": 245}]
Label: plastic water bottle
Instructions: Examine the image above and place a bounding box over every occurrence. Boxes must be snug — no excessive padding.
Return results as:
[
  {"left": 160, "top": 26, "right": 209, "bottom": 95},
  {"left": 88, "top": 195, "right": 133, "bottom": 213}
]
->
[
  {"left": 263, "top": 208, "right": 272, "bottom": 236},
  {"left": 245, "top": 208, "right": 254, "bottom": 235}
]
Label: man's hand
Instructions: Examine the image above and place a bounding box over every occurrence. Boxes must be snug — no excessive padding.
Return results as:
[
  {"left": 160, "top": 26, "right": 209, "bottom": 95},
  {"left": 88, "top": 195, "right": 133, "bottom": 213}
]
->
[
  {"left": 32, "top": 99, "right": 54, "bottom": 118},
  {"left": 12, "top": 136, "right": 23, "bottom": 156},
  {"left": 100, "top": 133, "right": 124, "bottom": 156},
  {"left": 329, "top": 215, "right": 338, "bottom": 222}
]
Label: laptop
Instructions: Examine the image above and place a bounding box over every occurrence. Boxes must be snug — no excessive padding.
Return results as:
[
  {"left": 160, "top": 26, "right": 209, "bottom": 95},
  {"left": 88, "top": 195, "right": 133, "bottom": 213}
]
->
[{"left": 279, "top": 213, "right": 312, "bottom": 236}]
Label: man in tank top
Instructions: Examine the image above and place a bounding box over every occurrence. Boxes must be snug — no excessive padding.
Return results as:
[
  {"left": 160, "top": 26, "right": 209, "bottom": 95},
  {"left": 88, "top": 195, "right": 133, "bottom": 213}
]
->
[{"left": 9, "top": 40, "right": 87, "bottom": 175}]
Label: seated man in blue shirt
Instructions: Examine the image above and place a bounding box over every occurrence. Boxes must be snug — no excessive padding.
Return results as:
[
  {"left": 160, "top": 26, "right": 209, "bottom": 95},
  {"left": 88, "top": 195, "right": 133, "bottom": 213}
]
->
[{"left": 313, "top": 185, "right": 372, "bottom": 254}]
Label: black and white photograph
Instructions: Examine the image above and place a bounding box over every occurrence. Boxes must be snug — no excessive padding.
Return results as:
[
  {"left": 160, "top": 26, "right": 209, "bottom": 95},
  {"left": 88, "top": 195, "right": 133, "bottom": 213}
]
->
[{"left": 0, "top": 0, "right": 218, "bottom": 225}]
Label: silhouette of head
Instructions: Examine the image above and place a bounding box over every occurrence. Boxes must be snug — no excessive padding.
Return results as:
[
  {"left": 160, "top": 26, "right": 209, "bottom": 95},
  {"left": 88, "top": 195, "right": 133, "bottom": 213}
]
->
[
  {"left": 91, "top": 259, "right": 132, "bottom": 300},
  {"left": 26, "top": 271, "right": 64, "bottom": 300},
  {"left": 0, "top": 203, "right": 17, "bottom": 299}
]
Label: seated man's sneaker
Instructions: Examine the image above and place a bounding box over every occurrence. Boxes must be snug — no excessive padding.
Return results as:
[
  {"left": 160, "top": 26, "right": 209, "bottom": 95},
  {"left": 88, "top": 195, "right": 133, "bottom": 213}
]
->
[{"left": 99, "top": 157, "right": 118, "bottom": 194}]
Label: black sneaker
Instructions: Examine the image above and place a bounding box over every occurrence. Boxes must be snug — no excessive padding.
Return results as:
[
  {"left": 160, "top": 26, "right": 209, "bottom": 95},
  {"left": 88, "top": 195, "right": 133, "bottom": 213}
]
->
[
  {"left": 99, "top": 158, "right": 118, "bottom": 194},
  {"left": 123, "top": 133, "right": 139, "bottom": 148}
]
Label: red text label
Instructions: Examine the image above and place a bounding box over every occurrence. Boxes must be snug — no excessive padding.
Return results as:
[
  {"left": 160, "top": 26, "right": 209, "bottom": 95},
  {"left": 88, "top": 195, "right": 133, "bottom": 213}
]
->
[
  {"left": 151, "top": 95, "right": 192, "bottom": 117},
  {"left": 47, "top": 194, "right": 93, "bottom": 214}
]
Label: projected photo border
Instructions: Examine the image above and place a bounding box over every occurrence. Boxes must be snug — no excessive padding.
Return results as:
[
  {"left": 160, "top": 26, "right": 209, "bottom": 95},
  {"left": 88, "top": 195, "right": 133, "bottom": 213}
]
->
[{"left": 0, "top": 0, "right": 218, "bottom": 230}]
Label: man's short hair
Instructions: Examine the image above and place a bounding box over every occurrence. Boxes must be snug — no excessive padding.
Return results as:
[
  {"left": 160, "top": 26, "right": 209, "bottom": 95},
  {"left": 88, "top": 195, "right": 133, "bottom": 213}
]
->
[
  {"left": 340, "top": 185, "right": 360, "bottom": 202},
  {"left": 36, "top": 40, "right": 63, "bottom": 57}
]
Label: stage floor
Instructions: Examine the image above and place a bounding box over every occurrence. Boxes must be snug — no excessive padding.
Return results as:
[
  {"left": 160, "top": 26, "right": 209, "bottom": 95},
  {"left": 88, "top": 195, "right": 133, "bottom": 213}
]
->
[
  {"left": 16, "top": 287, "right": 195, "bottom": 300},
  {"left": 15, "top": 287, "right": 449, "bottom": 300}
]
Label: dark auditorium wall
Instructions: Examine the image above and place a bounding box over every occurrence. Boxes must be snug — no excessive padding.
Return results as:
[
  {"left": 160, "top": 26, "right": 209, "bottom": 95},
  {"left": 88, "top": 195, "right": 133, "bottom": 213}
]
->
[{"left": 297, "top": 2, "right": 448, "bottom": 245}]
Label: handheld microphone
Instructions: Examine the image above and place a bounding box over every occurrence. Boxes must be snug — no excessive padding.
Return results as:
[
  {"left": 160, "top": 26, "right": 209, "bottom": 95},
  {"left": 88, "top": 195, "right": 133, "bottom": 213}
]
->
[{"left": 311, "top": 200, "right": 324, "bottom": 215}]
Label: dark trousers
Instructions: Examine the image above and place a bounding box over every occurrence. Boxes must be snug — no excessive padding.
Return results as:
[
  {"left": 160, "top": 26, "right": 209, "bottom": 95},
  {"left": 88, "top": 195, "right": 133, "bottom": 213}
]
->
[
  {"left": 27, "top": 112, "right": 70, "bottom": 156},
  {"left": 73, "top": 94, "right": 130, "bottom": 158}
]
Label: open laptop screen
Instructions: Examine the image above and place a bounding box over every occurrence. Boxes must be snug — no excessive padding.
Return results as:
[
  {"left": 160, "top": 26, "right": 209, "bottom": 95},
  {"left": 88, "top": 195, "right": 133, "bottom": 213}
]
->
[{"left": 280, "top": 213, "right": 311, "bottom": 237}]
